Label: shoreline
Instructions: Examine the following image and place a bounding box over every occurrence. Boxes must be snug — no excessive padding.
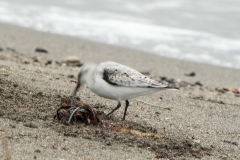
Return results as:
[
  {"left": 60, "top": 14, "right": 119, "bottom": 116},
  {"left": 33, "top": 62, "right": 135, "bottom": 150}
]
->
[
  {"left": 0, "top": 22, "right": 239, "bottom": 89},
  {"left": 0, "top": 22, "right": 240, "bottom": 160}
]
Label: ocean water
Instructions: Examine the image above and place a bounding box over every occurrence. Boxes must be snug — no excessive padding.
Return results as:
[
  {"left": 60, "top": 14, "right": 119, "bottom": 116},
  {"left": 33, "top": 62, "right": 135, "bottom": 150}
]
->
[{"left": 0, "top": 0, "right": 240, "bottom": 69}]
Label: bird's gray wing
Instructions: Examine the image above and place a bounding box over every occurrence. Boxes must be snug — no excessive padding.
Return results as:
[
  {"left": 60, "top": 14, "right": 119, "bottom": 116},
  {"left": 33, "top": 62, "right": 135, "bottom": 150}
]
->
[{"left": 101, "top": 62, "right": 167, "bottom": 88}]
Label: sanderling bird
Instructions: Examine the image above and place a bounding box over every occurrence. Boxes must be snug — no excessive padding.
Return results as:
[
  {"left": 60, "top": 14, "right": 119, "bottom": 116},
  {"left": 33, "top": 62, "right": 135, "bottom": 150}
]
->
[{"left": 72, "top": 61, "right": 177, "bottom": 121}]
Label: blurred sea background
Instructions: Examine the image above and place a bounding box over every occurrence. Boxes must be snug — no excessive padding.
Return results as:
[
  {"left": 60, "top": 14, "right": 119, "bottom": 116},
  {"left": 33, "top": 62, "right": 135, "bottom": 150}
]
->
[{"left": 0, "top": 0, "right": 240, "bottom": 69}]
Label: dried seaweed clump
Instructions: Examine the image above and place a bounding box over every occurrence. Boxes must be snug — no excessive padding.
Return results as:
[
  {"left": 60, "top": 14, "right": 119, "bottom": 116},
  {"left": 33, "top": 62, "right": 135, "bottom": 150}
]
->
[{"left": 55, "top": 102, "right": 101, "bottom": 125}]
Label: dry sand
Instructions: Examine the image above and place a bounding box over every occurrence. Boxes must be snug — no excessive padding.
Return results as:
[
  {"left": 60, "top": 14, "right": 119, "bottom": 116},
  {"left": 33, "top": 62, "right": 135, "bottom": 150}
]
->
[{"left": 0, "top": 22, "right": 240, "bottom": 160}]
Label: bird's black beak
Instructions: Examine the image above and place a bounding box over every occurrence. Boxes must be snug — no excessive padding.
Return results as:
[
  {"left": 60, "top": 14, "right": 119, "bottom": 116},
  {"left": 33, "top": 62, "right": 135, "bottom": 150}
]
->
[{"left": 71, "top": 72, "right": 82, "bottom": 96}]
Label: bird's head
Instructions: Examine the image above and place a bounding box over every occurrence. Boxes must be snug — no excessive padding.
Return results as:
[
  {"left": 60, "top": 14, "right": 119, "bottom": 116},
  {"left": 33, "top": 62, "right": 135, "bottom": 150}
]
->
[
  {"left": 78, "top": 62, "right": 96, "bottom": 84},
  {"left": 72, "top": 62, "right": 96, "bottom": 96}
]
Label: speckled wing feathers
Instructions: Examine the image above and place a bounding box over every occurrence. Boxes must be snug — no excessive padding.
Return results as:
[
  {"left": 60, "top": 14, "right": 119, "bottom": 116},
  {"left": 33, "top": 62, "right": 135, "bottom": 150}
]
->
[{"left": 100, "top": 62, "right": 166, "bottom": 88}]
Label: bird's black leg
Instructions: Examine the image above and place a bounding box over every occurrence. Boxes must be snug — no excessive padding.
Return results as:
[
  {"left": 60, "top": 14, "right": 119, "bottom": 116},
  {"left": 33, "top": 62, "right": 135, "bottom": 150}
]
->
[
  {"left": 106, "top": 100, "right": 121, "bottom": 117},
  {"left": 72, "top": 79, "right": 81, "bottom": 96},
  {"left": 70, "top": 81, "right": 81, "bottom": 104},
  {"left": 122, "top": 100, "right": 129, "bottom": 121}
]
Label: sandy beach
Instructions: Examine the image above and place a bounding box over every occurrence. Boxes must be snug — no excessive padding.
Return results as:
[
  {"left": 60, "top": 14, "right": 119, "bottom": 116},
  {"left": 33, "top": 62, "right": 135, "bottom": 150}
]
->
[{"left": 0, "top": 22, "right": 240, "bottom": 160}]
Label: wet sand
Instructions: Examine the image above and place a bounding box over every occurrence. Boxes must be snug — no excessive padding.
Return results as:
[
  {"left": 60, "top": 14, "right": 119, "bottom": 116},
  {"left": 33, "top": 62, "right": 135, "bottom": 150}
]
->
[{"left": 0, "top": 23, "right": 240, "bottom": 160}]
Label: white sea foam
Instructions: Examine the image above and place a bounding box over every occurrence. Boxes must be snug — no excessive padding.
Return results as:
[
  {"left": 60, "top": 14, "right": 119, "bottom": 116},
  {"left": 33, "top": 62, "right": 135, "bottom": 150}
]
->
[
  {"left": 0, "top": 0, "right": 240, "bottom": 69},
  {"left": 124, "top": 1, "right": 183, "bottom": 13}
]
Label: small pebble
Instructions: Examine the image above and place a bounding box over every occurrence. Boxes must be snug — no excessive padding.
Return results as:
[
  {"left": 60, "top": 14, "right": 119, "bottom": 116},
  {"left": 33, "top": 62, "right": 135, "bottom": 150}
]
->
[
  {"left": 141, "top": 71, "right": 150, "bottom": 75},
  {"left": 166, "top": 78, "right": 174, "bottom": 83},
  {"left": 159, "top": 76, "right": 167, "bottom": 81},
  {"left": 35, "top": 47, "right": 48, "bottom": 53},
  {"left": 64, "top": 56, "right": 80, "bottom": 64},
  {"left": 22, "top": 60, "right": 30, "bottom": 64},
  {"left": 230, "top": 87, "right": 240, "bottom": 94},
  {"left": 37, "top": 92, "right": 43, "bottom": 96},
  {"left": 216, "top": 88, "right": 229, "bottom": 93},
  {"left": 45, "top": 60, "right": 52, "bottom": 65},
  {"left": 55, "top": 61, "right": 62, "bottom": 65},
  {"left": 34, "top": 149, "right": 41, "bottom": 153},
  {"left": 61, "top": 63, "right": 67, "bottom": 67},
  {"left": 67, "top": 75, "right": 74, "bottom": 78},
  {"left": 70, "top": 80, "right": 77, "bottom": 83},
  {"left": 195, "top": 81, "right": 203, "bottom": 86},
  {"left": 185, "top": 72, "right": 196, "bottom": 77},
  {"left": 32, "top": 57, "right": 39, "bottom": 62},
  {"left": 75, "top": 63, "right": 83, "bottom": 67}
]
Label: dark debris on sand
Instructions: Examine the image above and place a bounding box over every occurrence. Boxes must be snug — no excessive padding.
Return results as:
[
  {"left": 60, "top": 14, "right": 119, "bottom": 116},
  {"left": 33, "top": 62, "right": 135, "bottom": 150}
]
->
[
  {"left": 53, "top": 101, "right": 212, "bottom": 159},
  {"left": 54, "top": 102, "right": 101, "bottom": 125}
]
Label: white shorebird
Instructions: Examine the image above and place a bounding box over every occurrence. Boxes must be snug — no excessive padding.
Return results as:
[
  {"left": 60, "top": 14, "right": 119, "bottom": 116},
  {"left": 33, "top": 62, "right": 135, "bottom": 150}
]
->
[{"left": 72, "top": 61, "right": 177, "bottom": 120}]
